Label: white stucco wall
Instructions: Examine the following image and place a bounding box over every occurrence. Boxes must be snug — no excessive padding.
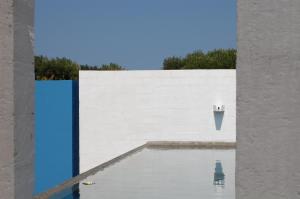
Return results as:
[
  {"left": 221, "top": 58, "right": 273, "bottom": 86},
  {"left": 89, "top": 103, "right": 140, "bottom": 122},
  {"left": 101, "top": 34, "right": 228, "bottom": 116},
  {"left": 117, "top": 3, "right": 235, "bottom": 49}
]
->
[{"left": 80, "top": 70, "right": 236, "bottom": 173}]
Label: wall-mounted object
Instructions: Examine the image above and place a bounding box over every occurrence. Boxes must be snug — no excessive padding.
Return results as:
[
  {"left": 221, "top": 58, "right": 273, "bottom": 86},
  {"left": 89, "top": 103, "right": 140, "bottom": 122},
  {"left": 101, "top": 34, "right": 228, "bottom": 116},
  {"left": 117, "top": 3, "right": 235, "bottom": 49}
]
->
[{"left": 213, "top": 105, "right": 225, "bottom": 112}]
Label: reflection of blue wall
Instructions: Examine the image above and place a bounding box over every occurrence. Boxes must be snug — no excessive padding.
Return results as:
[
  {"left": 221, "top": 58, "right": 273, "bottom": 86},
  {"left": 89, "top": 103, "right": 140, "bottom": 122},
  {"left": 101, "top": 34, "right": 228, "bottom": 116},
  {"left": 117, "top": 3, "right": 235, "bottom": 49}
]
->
[{"left": 35, "top": 81, "right": 79, "bottom": 194}]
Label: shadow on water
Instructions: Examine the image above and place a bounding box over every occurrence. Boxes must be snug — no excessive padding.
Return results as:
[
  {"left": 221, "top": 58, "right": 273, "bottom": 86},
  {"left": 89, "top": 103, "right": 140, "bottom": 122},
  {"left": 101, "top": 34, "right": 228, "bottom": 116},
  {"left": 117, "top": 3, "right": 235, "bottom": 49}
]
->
[
  {"left": 49, "top": 184, "right": 80, "bottom": 199},
  {"left": 214, "top": 112, "right": 224, "bottom": 130}
]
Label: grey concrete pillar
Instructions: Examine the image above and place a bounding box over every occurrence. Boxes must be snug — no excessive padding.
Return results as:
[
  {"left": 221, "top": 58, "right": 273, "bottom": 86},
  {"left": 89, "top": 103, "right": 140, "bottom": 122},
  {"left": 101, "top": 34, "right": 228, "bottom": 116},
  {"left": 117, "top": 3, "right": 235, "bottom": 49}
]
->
[
  {"left": 237, "top": 0, "right": 300, "bottom": 198},
  {"left": 0, "top": 0, "right": 35, "bottom": 198}
]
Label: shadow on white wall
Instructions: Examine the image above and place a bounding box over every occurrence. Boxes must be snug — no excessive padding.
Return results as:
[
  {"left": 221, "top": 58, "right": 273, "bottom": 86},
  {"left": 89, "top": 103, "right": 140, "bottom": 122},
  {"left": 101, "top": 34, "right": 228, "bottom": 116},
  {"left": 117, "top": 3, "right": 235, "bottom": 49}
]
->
[{"left": 214, "top": 112, "right": 224, "bottom": 130}]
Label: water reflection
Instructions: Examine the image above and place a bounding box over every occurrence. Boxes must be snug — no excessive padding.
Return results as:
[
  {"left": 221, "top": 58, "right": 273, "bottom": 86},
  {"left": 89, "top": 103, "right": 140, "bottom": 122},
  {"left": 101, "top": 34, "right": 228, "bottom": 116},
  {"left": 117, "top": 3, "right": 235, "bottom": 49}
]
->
[
  {"left": 49, "top": 184, "right": 80, "bottom": 199},
  {"left": 49, "top": 149, "right": 235, "bottom": 199},
  {"left": 214, "top": 160, "right": 225, "bottom": 186}
]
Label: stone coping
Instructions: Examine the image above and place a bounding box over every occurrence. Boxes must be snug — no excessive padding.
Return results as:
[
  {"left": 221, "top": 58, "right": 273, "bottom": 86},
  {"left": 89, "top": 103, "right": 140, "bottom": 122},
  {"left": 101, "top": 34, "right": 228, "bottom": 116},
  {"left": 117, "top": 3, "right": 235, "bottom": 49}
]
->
[{"left": 146, "top": 141, "right": 236, "bottom": 149}]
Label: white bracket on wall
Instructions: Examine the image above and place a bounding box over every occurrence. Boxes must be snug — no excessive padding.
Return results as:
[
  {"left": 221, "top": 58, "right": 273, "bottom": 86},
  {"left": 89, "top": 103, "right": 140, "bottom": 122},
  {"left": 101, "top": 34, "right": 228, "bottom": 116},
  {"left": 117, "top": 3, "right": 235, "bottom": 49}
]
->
[{"left": 213, "top": 105, "right": 225, "bottom": 112}]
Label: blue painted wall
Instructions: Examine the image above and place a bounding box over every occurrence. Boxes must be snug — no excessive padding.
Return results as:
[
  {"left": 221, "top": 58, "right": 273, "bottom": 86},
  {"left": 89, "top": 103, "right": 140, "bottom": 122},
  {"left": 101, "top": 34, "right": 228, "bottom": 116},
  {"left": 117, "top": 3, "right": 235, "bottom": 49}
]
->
[{"left": 35, "top": 80, "right": 79, "bottom": 194}]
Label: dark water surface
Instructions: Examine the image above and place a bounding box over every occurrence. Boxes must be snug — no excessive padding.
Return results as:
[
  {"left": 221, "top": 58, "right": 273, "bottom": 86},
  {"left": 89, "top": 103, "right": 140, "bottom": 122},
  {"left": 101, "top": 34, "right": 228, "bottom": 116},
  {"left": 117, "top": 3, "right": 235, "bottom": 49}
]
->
[{"left": 50, "top": 148, "right": 235, "bottom": 199}]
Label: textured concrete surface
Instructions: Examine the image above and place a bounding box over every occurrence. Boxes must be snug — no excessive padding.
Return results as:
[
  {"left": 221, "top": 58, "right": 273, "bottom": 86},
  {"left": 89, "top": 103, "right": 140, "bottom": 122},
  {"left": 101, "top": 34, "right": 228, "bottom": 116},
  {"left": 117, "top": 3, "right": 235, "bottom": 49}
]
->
[
  {"left": 0, "top": 0, "right": 35, "bottom": 198},
  {"left": 237, "top": 0, "right": 300, "bottom": 198},
  {"left": 80, "top": 70, "right": 236, "bottom": 172}
]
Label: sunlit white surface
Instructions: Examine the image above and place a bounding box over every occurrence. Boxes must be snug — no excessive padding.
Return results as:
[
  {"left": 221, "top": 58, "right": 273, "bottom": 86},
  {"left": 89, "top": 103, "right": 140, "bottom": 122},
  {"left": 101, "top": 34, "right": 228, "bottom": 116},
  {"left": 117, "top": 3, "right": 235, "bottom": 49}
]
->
[{"left": 80, "top": 70, "right": 236, "bottom": 172}]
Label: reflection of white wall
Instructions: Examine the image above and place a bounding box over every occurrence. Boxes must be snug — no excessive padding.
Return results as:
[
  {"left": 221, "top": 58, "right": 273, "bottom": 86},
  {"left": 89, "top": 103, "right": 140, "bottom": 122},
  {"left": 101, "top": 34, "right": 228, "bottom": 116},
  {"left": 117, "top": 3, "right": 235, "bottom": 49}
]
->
[
  {"left": 80, "top": 70, "right": 236, "bottom": 173},
  {"left": 79, "top": 149, "right": 236, "bottom": 199}
]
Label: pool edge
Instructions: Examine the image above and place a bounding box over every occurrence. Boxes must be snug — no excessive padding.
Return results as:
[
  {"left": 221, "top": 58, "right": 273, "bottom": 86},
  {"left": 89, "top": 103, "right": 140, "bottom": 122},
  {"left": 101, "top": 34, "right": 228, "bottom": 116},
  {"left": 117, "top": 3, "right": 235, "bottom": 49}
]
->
[
  {"left": 146, "top": 141, "right": 236, "bottom": 149},
  {"left": 35, "top": 141, "right": 236, "bottom": 198}
]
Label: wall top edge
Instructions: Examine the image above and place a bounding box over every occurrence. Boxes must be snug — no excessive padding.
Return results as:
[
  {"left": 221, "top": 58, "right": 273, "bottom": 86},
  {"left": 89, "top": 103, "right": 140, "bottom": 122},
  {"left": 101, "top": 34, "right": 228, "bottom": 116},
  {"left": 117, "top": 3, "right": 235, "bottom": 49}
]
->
[{"left": 79, "top": 69, "right": 236, "bottom": 73}]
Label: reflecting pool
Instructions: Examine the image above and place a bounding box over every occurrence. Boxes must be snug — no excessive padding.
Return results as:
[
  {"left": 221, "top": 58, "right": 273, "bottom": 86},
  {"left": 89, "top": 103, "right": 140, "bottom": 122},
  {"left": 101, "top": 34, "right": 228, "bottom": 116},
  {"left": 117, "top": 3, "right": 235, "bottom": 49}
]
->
[{"left": 50, "top": 148, "right": 235, "bottom": 199}]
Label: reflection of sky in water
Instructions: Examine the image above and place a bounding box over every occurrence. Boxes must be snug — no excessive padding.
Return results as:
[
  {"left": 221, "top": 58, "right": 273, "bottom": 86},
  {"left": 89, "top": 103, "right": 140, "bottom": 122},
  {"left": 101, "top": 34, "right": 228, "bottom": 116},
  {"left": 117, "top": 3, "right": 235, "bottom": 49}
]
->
[{"left": 50, "top": 149, "right": 235, "bottom": 199}]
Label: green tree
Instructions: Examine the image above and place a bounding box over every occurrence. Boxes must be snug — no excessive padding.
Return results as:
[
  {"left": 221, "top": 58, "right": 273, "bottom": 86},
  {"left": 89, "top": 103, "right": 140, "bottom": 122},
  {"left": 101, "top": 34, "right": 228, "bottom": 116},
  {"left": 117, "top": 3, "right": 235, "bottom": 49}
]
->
[
  {"left": 206, "top": 49, "right": 236, "bottom": 69},
  {"left": 163, "top": 56, "right": 184, "bottom": 70},
  {"left": 35, "top": 56, "right": 79, "bottom": 80},
  {"left": 183, "top": 50, "right": 216, "bottom": 69},
  {"left": 35, "top": 56, "right": 125, "bottom": 80},
  {"left": 162, "top": 49, "right": 236, "bottom": 70},
  {"left": 100, "top": 63, "right": 124, "bottom": 71},
  {"left": 80, "top": 64, "right": 99, "bottom": 70}
]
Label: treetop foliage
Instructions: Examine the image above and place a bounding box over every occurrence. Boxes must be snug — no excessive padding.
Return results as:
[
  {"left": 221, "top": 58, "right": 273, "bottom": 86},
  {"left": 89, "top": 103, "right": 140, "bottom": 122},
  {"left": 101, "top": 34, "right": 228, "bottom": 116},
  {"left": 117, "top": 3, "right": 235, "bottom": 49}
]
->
[
  {"left": 80, "top": 63, "right": 125, "bottom": 71},
  {"left": 35, "top": 48, "right": 236, "bottom": 80},
  {"left": 163, "top": 49, "right": 236, "bottom": 70},
  {"left": 35, "top": 56, "right": 124, "bottom": 80},
  {"left": 35, "top": 56, "right": 79, "bottom": 80}
]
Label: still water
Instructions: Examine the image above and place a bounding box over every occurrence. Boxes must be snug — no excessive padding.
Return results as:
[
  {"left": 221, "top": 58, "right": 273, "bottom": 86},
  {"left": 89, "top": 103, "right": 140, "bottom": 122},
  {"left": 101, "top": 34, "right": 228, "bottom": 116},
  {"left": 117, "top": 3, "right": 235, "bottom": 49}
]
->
[{"left": 50, "top": 148, "right": 235, "bottom": 199}]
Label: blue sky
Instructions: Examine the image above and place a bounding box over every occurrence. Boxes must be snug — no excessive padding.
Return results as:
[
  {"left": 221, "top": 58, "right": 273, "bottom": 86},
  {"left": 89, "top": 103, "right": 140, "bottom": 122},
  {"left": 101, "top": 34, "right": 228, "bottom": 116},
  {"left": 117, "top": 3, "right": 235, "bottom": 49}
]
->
[{"left": 35, "top": 0, "right": 236, "bottom": 70}]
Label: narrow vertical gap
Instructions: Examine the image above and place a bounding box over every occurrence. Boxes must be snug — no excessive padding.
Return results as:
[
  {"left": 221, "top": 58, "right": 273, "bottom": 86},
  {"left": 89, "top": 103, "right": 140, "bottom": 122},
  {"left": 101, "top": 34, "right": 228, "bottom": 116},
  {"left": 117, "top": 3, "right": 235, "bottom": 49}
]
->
[{"left": 72, "top": 80, "right": 80, "bottom": 177}]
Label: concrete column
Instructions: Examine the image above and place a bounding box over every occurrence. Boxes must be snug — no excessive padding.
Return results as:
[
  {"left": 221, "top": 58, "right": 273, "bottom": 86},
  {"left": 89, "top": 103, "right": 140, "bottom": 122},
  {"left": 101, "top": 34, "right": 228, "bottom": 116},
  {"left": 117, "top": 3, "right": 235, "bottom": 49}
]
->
[
  {"left": 237, "top": 0, "right": 300, "bottom": 198},
  {"left": 0, "top": 0, "right": 35, "bottom": 198}
]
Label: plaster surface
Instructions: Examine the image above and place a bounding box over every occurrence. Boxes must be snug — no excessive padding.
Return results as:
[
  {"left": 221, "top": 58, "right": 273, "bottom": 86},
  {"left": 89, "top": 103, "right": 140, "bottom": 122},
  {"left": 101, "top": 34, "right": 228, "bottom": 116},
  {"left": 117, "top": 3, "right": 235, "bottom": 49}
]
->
[
  {"left": 80, "top": 70, "right": 236, "bottom": 172},
  {"left": 35, "top": 81, "right": 79, "bottom": 194},
  {"left": 0, "top": 0, "right": 35, "bottom": 198},
  {"left": 237, "top": 0, "right": 300, "bottom": 198}
]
